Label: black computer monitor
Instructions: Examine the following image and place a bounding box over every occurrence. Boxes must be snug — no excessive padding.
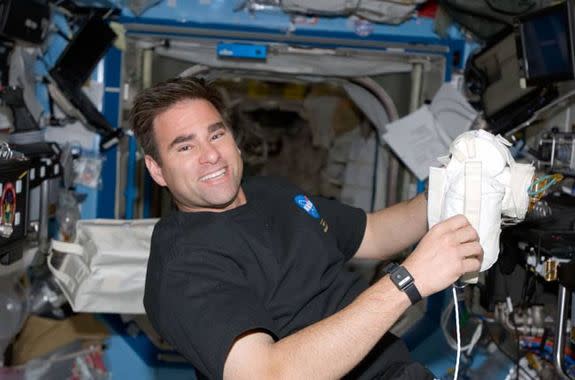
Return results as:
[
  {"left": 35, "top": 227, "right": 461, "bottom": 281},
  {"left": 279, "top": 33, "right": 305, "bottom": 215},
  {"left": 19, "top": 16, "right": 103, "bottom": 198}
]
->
[
  {"left": 50, "top": 16, "right": 117, "bottom": 89},
  {"left": 48, "top": 16, "right": 122, "bottom": 149},
  {"left": 516, "top": 0, "right": 575, "bottom": 87}
]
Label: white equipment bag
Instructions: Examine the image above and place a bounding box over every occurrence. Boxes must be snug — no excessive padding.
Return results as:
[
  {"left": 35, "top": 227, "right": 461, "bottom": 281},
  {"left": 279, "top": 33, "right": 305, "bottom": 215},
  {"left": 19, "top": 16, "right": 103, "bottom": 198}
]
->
[
  {"left": 48, "top": 219, "right": 158, "bottom": 314},
  {"left": 427, "top": 130, "right": 534, "bottom": 282}
]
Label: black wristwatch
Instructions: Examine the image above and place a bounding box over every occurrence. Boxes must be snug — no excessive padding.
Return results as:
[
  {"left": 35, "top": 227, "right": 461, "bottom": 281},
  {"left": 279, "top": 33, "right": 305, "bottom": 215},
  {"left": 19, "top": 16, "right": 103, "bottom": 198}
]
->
[{"left": 384, "top": 262, "right": 422, "bottom": 305}]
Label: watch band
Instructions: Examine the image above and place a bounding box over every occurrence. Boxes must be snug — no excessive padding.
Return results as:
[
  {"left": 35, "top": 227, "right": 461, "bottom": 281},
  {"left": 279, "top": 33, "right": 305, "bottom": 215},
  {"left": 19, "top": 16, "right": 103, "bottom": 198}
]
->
[{"left": 384, "top": 263, "right": 422, "bottom": 305}]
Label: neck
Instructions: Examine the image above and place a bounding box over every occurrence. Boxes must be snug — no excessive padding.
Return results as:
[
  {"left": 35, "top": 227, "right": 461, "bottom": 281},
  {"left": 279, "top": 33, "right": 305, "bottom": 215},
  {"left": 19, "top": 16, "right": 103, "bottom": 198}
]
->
[{"left": 177, "top": 187, "right": 247, "bottom": 213}]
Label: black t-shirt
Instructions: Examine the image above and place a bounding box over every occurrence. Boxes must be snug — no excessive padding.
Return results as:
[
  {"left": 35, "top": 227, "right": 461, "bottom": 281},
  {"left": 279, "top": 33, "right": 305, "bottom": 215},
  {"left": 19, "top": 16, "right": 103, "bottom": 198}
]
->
[{"left": 144, "top": 176, "right": 433, "bottom": 380}]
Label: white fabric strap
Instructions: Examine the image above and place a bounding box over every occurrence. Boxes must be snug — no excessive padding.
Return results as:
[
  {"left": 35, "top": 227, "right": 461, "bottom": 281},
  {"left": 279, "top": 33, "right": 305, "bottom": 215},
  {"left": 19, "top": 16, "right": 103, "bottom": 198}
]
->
[
  {"left": 427, "top": 166, "right": 447, "bottom": 228},
  {"left": 47, "top": 252, "right": 84, "bottom": 308},
  {"left": 47, "top": 251, "right": 73, "bottom": 290},
  {"left": 51, "top": 239, "right": 84, "bottom": 256},
  {"left": 462, "top": 161, "right": 482, "bottom": 284},
  {"left": 48, "top": 239, "right": 92, "bottom": 310},
  {"left": 464, "top": 161, "right": 482, "bottom": 231}
]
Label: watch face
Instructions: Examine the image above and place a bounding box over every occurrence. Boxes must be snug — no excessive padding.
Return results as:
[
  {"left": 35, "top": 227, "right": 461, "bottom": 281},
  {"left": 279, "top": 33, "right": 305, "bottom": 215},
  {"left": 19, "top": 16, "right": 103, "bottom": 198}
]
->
[
  {"left": 392, "top": 267, "right": 412, "bottom": 289},
  {"left": 386, "top": 264, "right": 421, "bottom": 305}
]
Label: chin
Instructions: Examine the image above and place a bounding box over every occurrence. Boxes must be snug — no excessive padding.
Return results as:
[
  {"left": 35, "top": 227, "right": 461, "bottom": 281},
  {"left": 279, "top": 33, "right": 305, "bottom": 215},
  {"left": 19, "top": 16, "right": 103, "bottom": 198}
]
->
[{"left": 205, "top": 191, "right": 239, "bottom": 209}]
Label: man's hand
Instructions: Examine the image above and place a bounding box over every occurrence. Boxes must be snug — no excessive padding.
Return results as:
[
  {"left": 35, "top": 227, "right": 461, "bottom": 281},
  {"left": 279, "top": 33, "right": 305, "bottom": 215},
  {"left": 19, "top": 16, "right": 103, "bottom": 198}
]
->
[{"left": 402, "top": 214, "right": 483, "bottom": 298}]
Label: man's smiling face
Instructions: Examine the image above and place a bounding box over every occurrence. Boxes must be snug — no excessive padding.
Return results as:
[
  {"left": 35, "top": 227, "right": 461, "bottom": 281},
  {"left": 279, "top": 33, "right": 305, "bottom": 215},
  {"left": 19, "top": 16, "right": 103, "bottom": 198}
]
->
[{"left": 145, "top": 98, "right": 246, "bottom": 212}]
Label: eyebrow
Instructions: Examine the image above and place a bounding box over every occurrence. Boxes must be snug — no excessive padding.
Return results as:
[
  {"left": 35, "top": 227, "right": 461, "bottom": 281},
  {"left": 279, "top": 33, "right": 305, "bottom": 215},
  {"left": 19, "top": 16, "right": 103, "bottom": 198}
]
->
[
  {"left": 167, "top": 122, "right": 226, "bottom": 150},
  {"left": 208, "top": 122, "right": 226, "bottom": 134}
]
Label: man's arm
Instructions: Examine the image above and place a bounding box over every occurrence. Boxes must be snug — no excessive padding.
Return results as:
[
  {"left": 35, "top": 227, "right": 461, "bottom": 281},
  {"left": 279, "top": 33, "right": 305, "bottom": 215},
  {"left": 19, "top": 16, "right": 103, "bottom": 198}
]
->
[
  {"left": 224, "top": 215, "right": 483, "bottom": 379},
  {"left": 224, "top": 275, "right": 411, "bottom": 380},
  {"left": 355, "top": 193, "right": 427, "bottom": 260}
]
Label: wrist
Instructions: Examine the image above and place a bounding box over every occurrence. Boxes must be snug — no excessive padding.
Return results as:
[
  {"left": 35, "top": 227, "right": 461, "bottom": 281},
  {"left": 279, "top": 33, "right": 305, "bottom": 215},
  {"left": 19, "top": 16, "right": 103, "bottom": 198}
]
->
[
  {"left": 402, "top": 261, "right": 429, "bottom": 299},
  {"left": 383, "top": 262, "right": 422, "bottom": 305},
  {"left": 363, "top": 275, "right": 412, "bottom": 310}
]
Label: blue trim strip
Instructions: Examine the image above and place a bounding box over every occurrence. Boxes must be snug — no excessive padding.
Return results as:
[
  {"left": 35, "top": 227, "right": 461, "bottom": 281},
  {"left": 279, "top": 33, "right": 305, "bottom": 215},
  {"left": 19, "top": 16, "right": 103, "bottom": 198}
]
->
[
  {"left": 97, "top": 47, "right": 122, "bottom": 218},
  {"left": 119, "top": 16, "right": 459, "bottom": 50},
  {"left": 125, "top": 135, "right": 137, "bottom": 219}
]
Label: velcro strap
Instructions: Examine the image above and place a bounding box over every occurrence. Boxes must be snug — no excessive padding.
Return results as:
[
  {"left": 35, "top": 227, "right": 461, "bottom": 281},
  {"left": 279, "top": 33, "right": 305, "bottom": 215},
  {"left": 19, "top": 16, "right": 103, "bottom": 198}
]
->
[
  {"left": 462, "top": 161, "right": 482, "bottom": 284},
  {"left": 51, "top": 239, "right": 84, "bottom": 256},
  {"left": 464, "top": 161, "right": 482, "bottom": 231}
]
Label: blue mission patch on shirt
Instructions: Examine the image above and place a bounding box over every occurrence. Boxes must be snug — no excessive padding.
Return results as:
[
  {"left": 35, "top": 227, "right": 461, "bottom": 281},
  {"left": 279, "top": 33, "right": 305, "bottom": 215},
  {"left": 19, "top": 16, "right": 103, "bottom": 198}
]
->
[{"left": 293, "top": 195, "right": 320, "bottom": 219}]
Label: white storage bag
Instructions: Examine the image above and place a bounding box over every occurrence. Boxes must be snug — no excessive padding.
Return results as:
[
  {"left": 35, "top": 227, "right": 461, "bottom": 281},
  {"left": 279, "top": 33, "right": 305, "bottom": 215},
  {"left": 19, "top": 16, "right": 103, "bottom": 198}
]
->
[{"left": 47, "top": 219, "right": 158, "bottom": 314}]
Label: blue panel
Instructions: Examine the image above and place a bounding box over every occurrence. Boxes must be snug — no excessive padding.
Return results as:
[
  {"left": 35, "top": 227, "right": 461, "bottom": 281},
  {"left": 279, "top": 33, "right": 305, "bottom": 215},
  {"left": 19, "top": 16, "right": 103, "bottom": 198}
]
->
[
  {"left": 105, "top": 334, "right": 156, "bottom": 380},
  {"left": 103, "top": 46, "right": 122, "bottom": 87},
  {"left": 105, "top": 323, "right": 198, "bottom": 379},
  {"left": 403, "top": 290, "right": 446, "bottom": 350},
  {"left": 411, "top": 327, "right": 515, "bottom": 379},
  {"left": 97, "top": 147, "right": 117, "bottom": 219},
  {"left": 125, "top": 135, "right": 137, "bottom": 219},
  {"left": 217, "top": 42, "right": 268, "bottom": 60},
  {"left": 104, "top": 314, "right": 198, "bottom": 377},
  {"left": 77, "top": 184, "right": 99, "bottom": 219}
]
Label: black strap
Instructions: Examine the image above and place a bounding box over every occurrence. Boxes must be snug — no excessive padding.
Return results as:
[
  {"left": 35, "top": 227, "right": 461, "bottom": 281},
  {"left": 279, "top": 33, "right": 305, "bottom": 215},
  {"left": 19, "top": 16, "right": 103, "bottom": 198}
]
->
[{"left": 403, "top": 282, "right": 422, "bottom": 305}]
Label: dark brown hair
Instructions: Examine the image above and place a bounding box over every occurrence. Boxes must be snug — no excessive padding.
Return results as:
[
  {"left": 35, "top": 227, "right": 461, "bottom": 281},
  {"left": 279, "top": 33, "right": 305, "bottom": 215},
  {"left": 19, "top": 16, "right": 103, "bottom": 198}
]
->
[{"left": 130, "top": 76, "right": 226, "bottom": 162}]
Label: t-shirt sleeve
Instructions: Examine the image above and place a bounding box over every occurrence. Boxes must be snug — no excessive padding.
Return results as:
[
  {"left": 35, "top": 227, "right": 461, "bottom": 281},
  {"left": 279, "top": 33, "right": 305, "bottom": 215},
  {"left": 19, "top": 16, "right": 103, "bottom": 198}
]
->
[
  {"left": 153, "top": 246, "right": 277, "bottom": 380},
  {"left": 311, "top": 196, "right": 367, "bottom": 261}
]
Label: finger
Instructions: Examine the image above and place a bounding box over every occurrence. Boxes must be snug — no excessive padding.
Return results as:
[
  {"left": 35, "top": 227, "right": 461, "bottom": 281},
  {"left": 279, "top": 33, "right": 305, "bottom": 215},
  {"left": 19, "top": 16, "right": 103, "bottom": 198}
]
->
[
  {"left": 459, "top": 241, "right": 483, "bottom": 259},
  {"left": 437, "top": 214, "right": 470, "bottom": 232},
  {"left": 454, "top": 225, "right": 479, "bottom": 244},
  {"left": 462, "top": 257, "right": 482, "bottom": 273}
]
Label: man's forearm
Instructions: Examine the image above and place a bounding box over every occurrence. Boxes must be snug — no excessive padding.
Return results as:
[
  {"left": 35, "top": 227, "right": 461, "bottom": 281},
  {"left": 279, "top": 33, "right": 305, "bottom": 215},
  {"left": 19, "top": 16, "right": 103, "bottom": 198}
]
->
[{"left": 224, "top": 276, "right": 411, "bottom": 380}]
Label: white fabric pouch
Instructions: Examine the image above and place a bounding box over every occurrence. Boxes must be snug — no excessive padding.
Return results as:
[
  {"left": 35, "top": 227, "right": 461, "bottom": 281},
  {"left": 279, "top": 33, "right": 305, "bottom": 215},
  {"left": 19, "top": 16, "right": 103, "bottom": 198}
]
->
[
  {"left": 428, "top": 130, "right": 534, "bottom": 281},
  {"left": 48, "top": 219, "right": 158, "bottom": 314}
]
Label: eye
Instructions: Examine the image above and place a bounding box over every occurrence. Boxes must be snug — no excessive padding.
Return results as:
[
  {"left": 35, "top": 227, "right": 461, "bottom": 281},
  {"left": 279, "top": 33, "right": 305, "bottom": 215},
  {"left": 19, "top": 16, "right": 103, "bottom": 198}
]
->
[
  {"left": 177, "top": 144, "right": 194, "bottom": 152},
  {"left": 211, "top": 131, "right": 225, "bottom": 141}
]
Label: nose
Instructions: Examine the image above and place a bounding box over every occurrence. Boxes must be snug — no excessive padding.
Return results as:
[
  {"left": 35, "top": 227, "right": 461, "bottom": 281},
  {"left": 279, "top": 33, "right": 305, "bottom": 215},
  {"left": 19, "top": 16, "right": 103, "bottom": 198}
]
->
[{"left": 199, "top": 142, "right": 221, "bottom": 164}]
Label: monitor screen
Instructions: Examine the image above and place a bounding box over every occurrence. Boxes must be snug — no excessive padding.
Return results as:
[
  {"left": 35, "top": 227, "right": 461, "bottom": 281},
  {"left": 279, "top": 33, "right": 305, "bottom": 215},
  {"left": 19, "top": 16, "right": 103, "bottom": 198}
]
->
[{"left": 518, "top": 1, "right": 575, "bottom": 86}]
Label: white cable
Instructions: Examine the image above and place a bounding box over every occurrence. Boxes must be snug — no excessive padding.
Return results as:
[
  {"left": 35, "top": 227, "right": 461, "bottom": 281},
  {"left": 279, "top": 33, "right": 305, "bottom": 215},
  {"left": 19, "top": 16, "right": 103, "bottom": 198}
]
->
[
  {"left": 453, "top": 286, "right": 461, "bottom": 380},
  {"left": 441, "top": 291, "right": 483, "bottom": 354}
]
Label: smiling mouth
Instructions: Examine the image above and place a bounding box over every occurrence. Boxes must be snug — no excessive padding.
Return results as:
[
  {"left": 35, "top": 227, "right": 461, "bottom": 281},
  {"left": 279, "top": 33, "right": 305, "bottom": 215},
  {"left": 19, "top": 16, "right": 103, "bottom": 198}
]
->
[{"left": 199, "top": 168, "right": 227, "bottom": 182}]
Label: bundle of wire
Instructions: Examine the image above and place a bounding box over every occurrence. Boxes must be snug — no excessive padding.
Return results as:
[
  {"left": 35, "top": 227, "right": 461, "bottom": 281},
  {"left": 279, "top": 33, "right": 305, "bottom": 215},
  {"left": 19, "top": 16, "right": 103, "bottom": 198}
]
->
[
  {"left": 520, "top": 336, "right": 575, "bottom": 371},
  {"left": 528, "top": 173, "right": 564, "bottom": 207}
]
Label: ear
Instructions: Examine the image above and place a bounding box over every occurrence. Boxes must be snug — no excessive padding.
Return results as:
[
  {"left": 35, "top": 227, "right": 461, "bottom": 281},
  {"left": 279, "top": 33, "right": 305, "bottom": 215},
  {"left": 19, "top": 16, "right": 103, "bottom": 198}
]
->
[{"left": 144, "top": 155, "right": 167, "bottom": 187}]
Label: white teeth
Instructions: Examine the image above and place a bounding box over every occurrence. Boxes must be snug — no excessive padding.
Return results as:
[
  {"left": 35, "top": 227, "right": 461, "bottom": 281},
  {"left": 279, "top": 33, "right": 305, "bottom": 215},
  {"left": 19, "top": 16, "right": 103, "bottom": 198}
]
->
[{"left": 200, "top": 168, "right": 226, "bottom": 181}]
